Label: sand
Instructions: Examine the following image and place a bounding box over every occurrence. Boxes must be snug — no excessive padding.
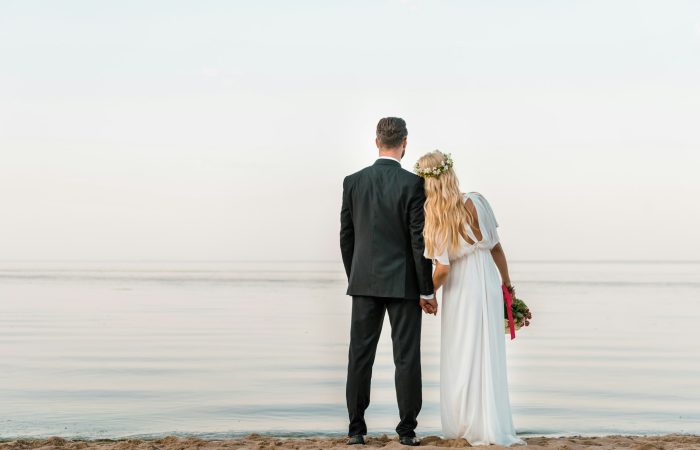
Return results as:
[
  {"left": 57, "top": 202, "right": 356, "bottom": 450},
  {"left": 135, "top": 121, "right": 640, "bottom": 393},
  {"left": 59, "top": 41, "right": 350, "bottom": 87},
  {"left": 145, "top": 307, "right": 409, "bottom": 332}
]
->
[{"left": 2, "top": 434, "right": 700, "bottom": 450}]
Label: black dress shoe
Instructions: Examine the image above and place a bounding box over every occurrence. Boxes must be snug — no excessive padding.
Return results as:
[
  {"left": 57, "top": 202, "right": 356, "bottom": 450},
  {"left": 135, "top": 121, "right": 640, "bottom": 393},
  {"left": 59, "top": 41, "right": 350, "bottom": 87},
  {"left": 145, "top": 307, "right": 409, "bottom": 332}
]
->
[
  {"left": 347, "top": 435, "right": 365, "bottom": 445},
  {"left": 399, "top": 436, "right": 420, "bottom": 446}
]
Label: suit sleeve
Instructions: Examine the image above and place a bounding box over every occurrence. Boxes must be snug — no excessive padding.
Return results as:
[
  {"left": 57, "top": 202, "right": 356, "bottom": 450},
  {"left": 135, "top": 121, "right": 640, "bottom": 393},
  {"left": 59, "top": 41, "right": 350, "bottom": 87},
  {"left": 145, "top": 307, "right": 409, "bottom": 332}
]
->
[
  {"left": 340, "top": 176, "right": 355, "bottom": 279},
  {"left": 408, "top": 179, "right": 435, "bottom": 297}
]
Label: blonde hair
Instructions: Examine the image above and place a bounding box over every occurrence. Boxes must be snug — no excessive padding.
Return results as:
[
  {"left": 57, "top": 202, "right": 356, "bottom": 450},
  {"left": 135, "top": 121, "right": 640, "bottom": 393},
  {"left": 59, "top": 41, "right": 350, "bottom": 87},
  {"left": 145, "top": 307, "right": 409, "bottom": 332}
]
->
[{"left": 416, "top": 151, "right": 474, "bottom": 258}]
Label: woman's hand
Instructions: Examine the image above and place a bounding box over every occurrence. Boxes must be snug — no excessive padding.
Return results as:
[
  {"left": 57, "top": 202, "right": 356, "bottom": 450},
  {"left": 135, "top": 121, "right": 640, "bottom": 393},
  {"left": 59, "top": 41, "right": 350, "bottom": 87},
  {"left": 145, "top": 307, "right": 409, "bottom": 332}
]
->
[{"left": 505, "top": 283, "right": 515, "bottom": 297}]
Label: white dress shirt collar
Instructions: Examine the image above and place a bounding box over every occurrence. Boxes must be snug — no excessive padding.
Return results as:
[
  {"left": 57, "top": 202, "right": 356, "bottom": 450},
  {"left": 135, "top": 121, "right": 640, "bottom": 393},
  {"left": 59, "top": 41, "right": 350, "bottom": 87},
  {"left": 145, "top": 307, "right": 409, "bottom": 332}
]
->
[{"left": 377, "top": 155, "right": 401, "bottom": 164}]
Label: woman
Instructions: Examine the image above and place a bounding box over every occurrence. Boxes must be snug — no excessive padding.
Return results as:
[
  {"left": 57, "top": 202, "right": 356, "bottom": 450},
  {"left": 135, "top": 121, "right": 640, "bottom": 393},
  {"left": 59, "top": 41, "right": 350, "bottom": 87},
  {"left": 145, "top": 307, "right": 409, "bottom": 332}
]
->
[{"left": 415, "top": 150, "right": 525, "bottom": 447}]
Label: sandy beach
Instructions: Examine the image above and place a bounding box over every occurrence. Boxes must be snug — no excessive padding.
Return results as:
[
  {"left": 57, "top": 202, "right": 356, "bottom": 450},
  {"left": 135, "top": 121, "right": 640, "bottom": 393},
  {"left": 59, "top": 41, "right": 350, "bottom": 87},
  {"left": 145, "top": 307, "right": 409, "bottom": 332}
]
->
[{"left": 2, "top": 434, "right": 700, "bottom": 450}]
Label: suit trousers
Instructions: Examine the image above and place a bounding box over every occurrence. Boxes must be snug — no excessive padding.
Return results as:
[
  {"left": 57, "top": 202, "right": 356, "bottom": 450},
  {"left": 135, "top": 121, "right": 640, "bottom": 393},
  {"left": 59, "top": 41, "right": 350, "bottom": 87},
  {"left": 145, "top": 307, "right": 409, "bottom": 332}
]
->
[{"left": 346, "top": 295, "right": 422, "bottom": 437}]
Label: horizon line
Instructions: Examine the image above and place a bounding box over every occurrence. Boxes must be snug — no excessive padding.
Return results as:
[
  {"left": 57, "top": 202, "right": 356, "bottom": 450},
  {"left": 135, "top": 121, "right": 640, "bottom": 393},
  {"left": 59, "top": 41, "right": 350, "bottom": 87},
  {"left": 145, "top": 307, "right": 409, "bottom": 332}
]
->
[{"left": 0, "top": 259, "right": 698, "bottom": 264}]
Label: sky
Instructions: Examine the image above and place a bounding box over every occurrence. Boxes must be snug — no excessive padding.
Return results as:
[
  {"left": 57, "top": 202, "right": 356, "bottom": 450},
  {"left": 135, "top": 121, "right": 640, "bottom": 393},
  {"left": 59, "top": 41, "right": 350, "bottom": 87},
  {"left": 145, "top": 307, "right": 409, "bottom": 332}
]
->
[{"left": 1, "top": 0, "right": 699, "bottom": 262}]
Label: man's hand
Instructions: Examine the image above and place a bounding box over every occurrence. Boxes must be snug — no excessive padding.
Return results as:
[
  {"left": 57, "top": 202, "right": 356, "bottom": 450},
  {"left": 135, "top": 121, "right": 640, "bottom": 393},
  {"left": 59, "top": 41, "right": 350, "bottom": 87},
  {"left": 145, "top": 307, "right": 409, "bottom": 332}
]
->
[{"left": 419, "top": 298, "right": 438, "bottom": 316}]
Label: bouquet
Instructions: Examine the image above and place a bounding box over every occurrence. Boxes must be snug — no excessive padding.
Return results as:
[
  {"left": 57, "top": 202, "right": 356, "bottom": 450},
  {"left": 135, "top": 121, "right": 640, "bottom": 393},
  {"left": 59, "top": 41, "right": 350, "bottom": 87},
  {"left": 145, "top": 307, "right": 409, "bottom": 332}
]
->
[{"left": 502, "top": 284, "right": 531, "bottom": 338}]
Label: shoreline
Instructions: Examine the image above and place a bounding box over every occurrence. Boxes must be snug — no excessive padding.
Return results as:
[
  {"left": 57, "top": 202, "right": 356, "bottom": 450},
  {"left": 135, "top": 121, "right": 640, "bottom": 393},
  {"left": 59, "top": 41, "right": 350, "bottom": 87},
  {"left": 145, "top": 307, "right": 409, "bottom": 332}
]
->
[{"left": 2, "top": 434, "right": 700, "bottom": 450}]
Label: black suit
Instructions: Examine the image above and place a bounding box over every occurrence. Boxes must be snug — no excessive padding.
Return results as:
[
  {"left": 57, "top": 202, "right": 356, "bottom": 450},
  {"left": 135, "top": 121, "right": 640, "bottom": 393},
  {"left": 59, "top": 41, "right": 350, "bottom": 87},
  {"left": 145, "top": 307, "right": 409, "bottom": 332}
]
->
[{"left": 340, "top": 158, "right": 434, "bottom": 438}]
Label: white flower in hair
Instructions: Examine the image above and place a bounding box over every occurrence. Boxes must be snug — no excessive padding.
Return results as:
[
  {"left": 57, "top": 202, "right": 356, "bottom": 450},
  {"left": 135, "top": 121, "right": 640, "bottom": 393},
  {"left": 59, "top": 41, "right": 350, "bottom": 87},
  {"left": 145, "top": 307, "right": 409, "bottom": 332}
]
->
[{"left": 414, "top": 152, "right": 454, "bottom": 178}]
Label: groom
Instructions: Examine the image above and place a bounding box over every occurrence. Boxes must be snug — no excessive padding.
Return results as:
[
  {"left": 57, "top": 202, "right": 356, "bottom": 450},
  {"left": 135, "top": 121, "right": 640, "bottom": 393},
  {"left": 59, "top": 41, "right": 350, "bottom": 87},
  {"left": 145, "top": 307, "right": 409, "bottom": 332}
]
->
[{"left": 340, "top": 117, "right": 436, "bottom": 446}]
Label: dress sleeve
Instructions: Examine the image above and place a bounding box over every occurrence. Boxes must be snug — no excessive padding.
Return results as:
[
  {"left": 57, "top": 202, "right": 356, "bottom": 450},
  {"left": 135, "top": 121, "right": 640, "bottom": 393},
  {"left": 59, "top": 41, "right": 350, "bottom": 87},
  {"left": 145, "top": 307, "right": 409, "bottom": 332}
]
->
[
  {"left": 424, "top": 242, "right": 451, "bottom": 265},
  {"left": 468, "top": 192, "right": 500, "bottom": 248}
]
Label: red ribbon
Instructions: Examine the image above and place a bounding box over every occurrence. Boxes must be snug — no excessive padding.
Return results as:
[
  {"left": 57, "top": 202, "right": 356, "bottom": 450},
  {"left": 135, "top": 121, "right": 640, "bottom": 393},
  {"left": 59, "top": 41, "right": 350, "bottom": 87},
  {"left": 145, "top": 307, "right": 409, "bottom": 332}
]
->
[{"left": 502, "top": 283, "right": 516, "bottom": 340}]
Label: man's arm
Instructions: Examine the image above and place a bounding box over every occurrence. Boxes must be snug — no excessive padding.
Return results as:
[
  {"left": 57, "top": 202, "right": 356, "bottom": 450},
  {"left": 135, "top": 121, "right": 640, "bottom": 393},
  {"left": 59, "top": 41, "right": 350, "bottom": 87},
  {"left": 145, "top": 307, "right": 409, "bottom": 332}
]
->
[
  {"left": 408, "top": 178, "right": 435, "bottom": 299},
  {"left": 340, "top": 176, "right": 354, "bottom": 279}
]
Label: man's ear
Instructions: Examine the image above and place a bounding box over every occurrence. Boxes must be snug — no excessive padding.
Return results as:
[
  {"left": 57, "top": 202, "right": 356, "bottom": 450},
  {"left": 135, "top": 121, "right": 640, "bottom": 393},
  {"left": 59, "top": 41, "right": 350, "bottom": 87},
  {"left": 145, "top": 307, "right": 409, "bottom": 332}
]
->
[{"left": 375, "top": 137, "right": 381, "bottom": 149}]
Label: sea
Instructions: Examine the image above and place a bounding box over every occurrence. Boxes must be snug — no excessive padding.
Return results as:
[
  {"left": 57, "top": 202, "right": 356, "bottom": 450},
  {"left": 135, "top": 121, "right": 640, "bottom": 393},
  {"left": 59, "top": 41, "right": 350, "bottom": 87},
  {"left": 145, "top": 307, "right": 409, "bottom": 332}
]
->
[{"left": 1, "top": 260, "right": 699, "bottom": 440}]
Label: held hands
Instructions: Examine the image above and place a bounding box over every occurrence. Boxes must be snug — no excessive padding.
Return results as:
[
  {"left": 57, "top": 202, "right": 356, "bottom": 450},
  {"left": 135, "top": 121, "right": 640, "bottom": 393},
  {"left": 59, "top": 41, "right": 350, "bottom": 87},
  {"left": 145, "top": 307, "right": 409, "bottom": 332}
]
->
[{"left": 419, "top": 298, "right": 438, "bottom": 316}]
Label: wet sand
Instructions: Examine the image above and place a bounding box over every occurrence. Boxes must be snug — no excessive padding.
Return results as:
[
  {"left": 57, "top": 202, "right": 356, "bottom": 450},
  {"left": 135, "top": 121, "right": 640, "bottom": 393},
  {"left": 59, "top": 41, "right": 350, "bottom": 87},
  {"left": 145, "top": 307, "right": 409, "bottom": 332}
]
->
[{"left": 2, "top": 434, "right": 700, "bottom": 450}]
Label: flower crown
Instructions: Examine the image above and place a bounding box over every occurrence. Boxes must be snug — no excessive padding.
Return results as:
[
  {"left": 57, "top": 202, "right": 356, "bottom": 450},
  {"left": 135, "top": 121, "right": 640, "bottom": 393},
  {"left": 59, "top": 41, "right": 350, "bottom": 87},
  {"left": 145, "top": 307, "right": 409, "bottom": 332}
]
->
[{"left": 414, "top": 153, "right": 454, "bottom": 178}]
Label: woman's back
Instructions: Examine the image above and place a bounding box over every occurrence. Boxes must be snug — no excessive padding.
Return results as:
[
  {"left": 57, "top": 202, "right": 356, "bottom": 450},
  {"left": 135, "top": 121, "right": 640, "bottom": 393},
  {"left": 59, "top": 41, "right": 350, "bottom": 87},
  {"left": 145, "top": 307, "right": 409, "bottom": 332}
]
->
[{"left": 427, "top": 192, "right": 501, "bottom": 265}]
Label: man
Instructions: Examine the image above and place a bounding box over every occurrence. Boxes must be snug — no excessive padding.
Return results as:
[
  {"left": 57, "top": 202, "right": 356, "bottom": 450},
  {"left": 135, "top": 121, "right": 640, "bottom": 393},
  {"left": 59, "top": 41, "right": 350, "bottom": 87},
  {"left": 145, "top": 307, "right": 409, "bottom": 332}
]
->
[{"left": 340, "top": 117, "right": 436, "bottom": 446}]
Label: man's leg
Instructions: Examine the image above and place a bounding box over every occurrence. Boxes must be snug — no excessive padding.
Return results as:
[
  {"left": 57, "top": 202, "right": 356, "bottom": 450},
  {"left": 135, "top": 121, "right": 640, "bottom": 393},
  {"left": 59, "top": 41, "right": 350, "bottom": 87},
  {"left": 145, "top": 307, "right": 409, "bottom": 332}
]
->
[
  {"left": 346, "top": 296, "right": 386, "bottom": 437},
  {"left": 386, "top": 297, "right": 423, "bottom": 438}
]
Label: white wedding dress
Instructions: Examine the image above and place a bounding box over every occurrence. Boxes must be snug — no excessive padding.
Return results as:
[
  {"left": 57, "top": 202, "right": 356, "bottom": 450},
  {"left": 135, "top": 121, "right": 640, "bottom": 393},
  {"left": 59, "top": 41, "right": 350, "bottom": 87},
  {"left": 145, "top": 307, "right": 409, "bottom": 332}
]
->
[{"left": 425, "top": 192, "right": 525, "bottom": 447}]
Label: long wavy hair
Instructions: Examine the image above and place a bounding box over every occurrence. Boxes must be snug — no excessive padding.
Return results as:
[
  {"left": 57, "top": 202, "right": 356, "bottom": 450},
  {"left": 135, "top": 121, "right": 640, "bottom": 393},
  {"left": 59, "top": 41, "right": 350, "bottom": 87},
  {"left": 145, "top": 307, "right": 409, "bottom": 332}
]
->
[{"left": 416, "top": 151, "right": 474, "bottom": 258}]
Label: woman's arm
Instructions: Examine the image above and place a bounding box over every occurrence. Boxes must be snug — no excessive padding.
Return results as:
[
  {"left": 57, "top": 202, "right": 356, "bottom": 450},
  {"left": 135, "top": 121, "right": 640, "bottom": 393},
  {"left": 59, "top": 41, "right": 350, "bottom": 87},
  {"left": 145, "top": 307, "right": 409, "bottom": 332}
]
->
[
  {"left": 490, "top": 242, "right": 513, "bottom": 288},
  {"left": 433, "top": 263, "right": 450, "bottom": 292}
]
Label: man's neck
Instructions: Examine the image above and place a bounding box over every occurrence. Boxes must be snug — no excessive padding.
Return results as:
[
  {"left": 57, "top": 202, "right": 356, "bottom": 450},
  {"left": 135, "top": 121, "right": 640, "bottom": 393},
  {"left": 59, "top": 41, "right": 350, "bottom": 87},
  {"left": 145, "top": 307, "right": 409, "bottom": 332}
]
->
[{"left": 378, "top": 150, "right": 403, "bottom": 162}]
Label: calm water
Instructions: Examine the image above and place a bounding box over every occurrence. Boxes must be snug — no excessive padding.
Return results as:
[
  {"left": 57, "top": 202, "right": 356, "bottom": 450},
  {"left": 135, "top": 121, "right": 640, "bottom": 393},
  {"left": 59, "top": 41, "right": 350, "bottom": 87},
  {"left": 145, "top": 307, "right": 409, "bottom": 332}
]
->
[{"left": 1, "top": 261, "right": 699, "bottom": 439}]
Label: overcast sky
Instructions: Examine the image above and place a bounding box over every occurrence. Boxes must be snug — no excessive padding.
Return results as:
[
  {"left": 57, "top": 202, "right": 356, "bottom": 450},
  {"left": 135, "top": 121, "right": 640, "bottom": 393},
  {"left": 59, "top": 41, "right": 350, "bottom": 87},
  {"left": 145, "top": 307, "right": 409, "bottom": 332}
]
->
[{"left": 1, "top": 0, "right": 699, "bottom": 262}]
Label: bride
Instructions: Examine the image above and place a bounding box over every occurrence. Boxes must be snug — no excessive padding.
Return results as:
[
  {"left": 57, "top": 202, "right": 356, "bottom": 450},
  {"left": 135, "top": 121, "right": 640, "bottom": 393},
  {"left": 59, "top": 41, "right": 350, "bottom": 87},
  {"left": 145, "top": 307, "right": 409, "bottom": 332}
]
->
[{"left": 415, "top": 150, "right": 525, "bottom": 447}]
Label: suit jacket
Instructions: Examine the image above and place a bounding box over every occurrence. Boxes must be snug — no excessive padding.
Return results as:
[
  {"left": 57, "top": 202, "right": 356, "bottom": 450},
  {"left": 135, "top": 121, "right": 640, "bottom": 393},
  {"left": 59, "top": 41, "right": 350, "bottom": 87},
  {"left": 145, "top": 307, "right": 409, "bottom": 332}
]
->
[{"left": 340, "top": 158, "right": 434, "bottom": 300}]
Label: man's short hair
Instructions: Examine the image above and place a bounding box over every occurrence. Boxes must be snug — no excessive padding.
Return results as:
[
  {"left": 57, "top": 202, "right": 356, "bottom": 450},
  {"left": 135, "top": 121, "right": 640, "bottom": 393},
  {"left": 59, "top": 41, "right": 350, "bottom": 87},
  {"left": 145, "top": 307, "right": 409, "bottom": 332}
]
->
[{"left": 376, "top": 117, "right": 408, "bottom": 148}]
